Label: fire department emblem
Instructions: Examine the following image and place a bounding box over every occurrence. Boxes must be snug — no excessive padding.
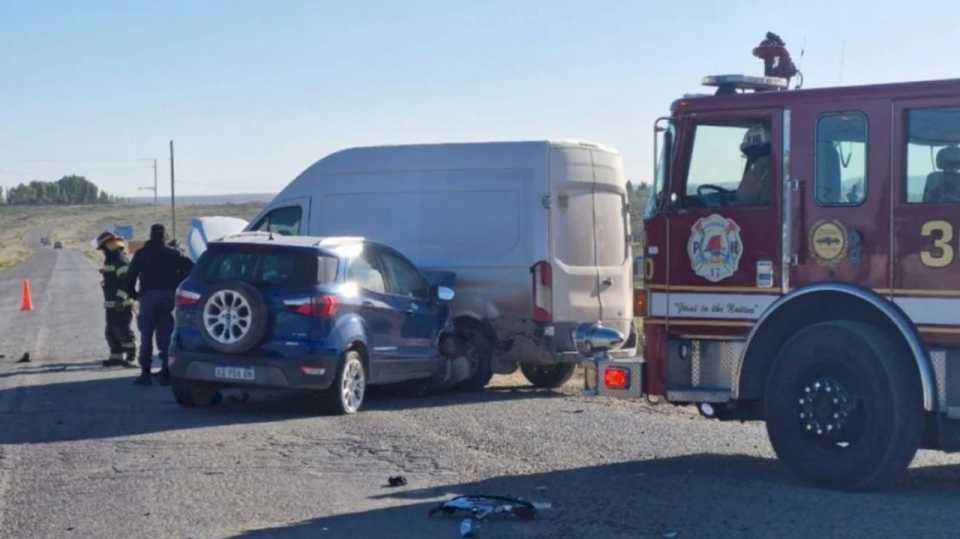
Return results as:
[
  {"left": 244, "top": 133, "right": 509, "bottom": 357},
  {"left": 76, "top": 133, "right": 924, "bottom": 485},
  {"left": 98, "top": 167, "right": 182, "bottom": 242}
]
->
[
  {"left": 687, "top": 214, "right": 743, "bottom": 282},
  {"left": 810, "top": 220, "right": 848, "bottom": 266}
]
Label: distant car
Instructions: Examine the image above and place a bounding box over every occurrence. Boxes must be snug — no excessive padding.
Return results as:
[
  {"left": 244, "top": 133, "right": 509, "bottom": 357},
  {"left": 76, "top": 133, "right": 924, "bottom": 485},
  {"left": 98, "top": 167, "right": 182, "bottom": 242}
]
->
[
  {"left": 169, "top": 234, "right": 461, "bottom": 414},
  {"left": 53, "top": 241, "right": 63, "bottom": 249}
]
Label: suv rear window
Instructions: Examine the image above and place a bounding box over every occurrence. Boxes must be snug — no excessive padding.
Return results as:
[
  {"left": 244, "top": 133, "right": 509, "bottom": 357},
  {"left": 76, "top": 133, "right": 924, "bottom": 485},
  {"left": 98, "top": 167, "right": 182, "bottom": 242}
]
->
[{"left": 201, "top": 247, "right": 335, "bottom": 287}]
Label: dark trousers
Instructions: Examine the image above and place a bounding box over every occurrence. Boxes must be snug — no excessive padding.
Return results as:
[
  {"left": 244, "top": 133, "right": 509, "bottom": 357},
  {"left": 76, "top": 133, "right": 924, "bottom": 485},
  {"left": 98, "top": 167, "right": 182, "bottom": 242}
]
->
[
  {"left": 137, "top": 290, "right": 175, "bottom": 372},
  {"left": 105, "top": 308, "right": 136, "bottom": 359}
]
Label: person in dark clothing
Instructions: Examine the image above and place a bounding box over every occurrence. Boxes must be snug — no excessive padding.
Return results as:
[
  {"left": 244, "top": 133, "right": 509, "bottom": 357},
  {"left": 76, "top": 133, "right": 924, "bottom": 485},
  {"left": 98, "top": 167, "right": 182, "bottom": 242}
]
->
[
  {"left": 96, "top": 231, "right": 137, "bottom": 368},
  {"left": 127, "top": 224, "right": 194, "bottom": 386}
]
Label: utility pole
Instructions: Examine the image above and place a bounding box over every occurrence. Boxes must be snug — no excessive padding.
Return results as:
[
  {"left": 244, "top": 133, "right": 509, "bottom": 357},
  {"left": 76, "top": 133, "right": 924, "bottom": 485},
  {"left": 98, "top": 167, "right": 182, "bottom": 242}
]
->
[
  {"left": 137, "top": 158, "right": 159, "bottom": 205},
  {"left": 153, "top": 158, "right": 158, "bottom": 206},
  {"left": 169, "top": 140, "right": 176, "bottom": 243}
]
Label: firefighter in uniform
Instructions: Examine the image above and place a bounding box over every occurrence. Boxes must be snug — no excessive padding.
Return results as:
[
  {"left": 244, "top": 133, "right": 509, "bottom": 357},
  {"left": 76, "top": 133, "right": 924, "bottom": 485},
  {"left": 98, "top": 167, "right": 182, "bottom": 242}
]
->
[
  {"left": 96, "top": 231, "right": 137, "bottom": 368},
  {"left": 127, "top": 224, "right": 194, "bottom": 386},
  {"left": 737, "top": 124, "right": 772, "bottom": 206}
]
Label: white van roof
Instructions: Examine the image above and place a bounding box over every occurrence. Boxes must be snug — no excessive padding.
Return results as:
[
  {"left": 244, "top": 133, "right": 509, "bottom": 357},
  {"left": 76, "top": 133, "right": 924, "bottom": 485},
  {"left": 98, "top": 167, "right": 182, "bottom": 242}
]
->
[
  {"left": 216, "top": 232, "right": 364, "bottom": 249},
  {"left": 297, "top": 140, "right": 620, "bottom": 176}
]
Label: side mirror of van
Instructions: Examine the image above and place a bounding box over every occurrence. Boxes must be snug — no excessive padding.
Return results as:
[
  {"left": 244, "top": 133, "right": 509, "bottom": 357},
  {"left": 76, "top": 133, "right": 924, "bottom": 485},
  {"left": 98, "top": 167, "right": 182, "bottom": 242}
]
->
[{"left": 436, "top": 286, "right": 455, "bottom": 302}]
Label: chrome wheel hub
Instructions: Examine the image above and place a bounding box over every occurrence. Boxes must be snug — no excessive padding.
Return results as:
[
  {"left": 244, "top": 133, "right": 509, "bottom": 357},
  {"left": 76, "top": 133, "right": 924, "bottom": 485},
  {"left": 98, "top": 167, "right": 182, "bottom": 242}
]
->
[
  {"left": 798, "top": 377, "right": 854, "bottom": 438},
  {"left": 341, "top": 360, "right": 365, "bottom": 412}
]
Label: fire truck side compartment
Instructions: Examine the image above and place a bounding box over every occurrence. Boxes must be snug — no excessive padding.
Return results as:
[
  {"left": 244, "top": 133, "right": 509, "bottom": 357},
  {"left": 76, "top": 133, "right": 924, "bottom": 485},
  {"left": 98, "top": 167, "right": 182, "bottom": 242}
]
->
[{"left": 666, "top": 339, "right": 743, "bottom": 403}]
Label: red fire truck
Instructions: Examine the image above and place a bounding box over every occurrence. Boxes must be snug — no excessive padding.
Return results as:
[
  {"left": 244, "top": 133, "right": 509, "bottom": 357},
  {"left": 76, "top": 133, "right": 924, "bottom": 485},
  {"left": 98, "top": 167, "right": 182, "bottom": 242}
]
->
[{"left": 589, "top": 34, "right": 960, "bottom": 489}]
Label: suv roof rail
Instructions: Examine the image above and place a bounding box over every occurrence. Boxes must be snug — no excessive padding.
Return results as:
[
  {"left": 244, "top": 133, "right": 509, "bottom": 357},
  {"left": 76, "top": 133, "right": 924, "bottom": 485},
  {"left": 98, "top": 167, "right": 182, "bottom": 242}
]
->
[{"left": 221, "top": 231, "right": 272, "bottom": 240}]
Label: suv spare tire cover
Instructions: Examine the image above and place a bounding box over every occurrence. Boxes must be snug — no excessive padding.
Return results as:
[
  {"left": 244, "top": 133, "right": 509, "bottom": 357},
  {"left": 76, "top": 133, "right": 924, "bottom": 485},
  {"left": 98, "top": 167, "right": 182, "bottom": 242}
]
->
[{"left": 199, "top": 281, "right": 270, "bottom": 354}]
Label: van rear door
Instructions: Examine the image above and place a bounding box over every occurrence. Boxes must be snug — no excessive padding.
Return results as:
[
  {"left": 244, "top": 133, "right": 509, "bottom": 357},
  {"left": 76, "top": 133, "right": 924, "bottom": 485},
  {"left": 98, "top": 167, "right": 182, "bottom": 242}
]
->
[
  {"left": 548, "top": 145, "right": 632, "bottom": 340},
  {"left": 592, "top": 151, "right": 632, "bottom": 337},
  {"left": 548, "top": 146, "right": 604, "bottom": 326}
]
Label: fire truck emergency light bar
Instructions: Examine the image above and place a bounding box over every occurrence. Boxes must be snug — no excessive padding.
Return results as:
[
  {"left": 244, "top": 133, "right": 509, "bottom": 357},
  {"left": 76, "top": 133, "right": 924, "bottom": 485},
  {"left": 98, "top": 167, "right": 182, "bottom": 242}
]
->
[{"left": 702, "top": 74, "right": 789, "bottom": 94}]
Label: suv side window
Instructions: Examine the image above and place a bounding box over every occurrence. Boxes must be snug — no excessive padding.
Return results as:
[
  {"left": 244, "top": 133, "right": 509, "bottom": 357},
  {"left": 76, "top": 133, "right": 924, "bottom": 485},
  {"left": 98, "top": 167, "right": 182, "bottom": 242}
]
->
[
  {"left": 684, "top": 120, "right": 773, "bottom": 208},
  {"left": 347, "top": 249, "right": 386, "bottom": 293},
  {"left": 380, "top": 251, "right": 427, "bottom": 299},
  {"left": 250, "top": 206, "right": 302, "bottom": 236}
]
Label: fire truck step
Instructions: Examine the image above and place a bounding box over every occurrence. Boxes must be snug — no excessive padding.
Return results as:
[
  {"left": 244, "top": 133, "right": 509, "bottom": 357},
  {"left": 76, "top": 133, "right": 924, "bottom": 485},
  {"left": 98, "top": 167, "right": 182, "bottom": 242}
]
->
[{"left": 666, "top": 389, "right": 731, "bottom": 403}]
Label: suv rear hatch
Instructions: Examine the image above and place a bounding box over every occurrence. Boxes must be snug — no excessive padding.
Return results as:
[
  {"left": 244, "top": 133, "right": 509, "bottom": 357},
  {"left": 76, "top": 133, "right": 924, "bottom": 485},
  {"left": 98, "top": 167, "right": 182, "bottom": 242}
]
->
[{"left": 179, "top": 243, "right": 338, "bottom": 358}]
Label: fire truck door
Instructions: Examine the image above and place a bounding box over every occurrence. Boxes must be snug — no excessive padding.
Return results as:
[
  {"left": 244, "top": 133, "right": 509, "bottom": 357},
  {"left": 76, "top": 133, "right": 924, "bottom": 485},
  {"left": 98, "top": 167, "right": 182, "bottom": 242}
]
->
[
  {"left": 657, "top": 110, "right": 783, "bottom": 335},
  {"left": 788, "top": 101, "right": 889, "bottom": 294},
  {"left": 892, "top": 100, "right": 960, "bottom": 340}
]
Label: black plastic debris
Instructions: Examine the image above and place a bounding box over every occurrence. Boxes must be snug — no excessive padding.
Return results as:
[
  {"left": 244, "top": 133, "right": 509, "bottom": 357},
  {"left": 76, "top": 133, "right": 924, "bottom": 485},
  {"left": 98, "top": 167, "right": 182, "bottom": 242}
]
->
[
  {"left": 387, "top": 475, "right": 408, "bottom": 487},
  {"left": 428, "top": 495, "right": 537, "bottom": 521},
  {"left": 16, "top": 353, "right": 30, "bottom": 363}
]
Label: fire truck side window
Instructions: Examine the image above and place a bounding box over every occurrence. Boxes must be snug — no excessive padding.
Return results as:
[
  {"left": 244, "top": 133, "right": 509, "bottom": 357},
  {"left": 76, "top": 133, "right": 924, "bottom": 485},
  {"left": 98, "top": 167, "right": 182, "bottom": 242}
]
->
[
  {"left": 684, "top": 121, "right": 771, "bottom": 208},
  {"left": 816, "top": 113, "right": 867, "bottom": 206},
  {"left": 906, "top": 107, "right": 960, "bottom": 204}
]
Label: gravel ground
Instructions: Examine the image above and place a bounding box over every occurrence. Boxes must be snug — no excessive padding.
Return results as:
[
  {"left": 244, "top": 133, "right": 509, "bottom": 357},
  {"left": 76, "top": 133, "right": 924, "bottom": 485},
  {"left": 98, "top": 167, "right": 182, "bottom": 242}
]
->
[{"left": 1, "top": 246, "right": 960, "bottom": 538}]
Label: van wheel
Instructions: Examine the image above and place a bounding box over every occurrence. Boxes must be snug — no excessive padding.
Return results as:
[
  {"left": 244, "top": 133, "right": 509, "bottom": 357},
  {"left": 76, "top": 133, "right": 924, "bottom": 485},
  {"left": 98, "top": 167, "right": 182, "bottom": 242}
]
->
[
  {"left": 764, "top": 321, "right": 923, "bottom": 490},
  {"left": 521, "top": 363, "right": 576, "bottom": 389},
  {"left": 320, "top": 350, "right": 366, "bottom": 414},
  {"left": 172, "top": 378, "right": 222, "bottom": 407},
  {"left": 456, "top": 327, "right": 494, "bottom": 392}
]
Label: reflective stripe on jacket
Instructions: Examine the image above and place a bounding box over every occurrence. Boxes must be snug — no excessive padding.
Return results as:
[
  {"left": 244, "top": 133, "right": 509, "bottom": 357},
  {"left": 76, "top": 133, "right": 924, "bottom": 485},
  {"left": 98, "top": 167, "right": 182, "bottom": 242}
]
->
[{"left": 102, "top": 250, "right": 133, "bottom": 309}]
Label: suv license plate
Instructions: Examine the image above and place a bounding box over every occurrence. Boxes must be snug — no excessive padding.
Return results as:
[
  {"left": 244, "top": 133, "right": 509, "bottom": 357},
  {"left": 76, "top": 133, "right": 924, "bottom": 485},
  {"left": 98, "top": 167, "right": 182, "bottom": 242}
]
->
[{"left": 214, "top": 366, "right": 255, "bottom": 381}]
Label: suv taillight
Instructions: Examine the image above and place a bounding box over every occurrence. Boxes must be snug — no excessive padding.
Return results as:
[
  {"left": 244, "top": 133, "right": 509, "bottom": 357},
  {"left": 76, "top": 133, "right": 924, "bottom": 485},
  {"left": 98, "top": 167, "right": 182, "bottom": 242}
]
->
[
  {"left": 531, "top": 261, "right": 552, "bottom": 323},
  {"left": 176, "top": 289, "right": 201, "bottom": 307},
  {"left": 285, "top": 296, "right": 338, "bottom": 318}
]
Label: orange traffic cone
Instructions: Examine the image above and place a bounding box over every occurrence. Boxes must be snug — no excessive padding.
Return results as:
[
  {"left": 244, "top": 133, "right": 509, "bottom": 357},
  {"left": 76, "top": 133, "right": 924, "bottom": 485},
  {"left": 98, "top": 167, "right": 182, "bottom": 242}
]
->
[{"left": 20, "top": 279, "right": 34, "bottom": 312}]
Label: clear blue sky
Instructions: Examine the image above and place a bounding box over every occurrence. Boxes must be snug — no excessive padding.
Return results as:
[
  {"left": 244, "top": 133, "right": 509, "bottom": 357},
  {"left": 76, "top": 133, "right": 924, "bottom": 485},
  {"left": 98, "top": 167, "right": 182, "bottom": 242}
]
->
[{"left": 0, "top": 1, "right": 955, "bottom": 197}]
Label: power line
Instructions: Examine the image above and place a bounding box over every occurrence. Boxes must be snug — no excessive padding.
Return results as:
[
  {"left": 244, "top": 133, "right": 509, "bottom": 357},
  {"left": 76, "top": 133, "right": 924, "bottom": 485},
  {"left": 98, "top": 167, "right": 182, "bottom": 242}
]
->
[{"left": 8, "top": 158, "right": 157, "bottom": 164}]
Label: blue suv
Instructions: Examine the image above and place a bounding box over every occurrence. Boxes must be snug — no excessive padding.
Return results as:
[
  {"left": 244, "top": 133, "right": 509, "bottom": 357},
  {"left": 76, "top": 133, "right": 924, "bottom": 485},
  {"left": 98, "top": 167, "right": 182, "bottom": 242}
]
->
[{"left": 169, "top": 234, "right": 457, "bottom": 414}]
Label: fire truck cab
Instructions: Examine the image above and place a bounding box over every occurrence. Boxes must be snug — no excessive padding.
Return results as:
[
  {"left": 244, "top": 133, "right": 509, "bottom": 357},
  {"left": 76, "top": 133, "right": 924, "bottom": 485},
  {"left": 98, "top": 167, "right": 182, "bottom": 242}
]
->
[{"left": 600, "top": 55, "right": 960, "bottom": 488}]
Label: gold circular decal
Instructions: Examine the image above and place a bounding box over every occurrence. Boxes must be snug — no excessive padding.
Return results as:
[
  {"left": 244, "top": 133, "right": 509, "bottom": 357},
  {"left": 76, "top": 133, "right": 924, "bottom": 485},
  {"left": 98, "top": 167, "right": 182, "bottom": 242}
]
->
[{"left": 810, "top": 220, "right": 848, "bottom": 265}]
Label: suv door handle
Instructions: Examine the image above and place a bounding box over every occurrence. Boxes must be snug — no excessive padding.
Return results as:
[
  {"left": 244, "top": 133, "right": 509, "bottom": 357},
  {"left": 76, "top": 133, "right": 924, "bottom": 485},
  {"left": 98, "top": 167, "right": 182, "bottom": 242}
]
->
[
  {"left": 406, "top": 303, "right": 419, "bottom": 314},
  {"left": 601, "top": 277, "right": 613, "bottom": 287},
  {"left": 362, "top": 300, "right": 374, "bottom": 308}
]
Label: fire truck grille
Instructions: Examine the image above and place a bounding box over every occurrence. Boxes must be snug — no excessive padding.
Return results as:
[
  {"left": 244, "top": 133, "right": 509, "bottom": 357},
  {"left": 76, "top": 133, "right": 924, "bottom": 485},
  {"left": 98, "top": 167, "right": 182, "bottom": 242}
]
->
[{"left": 670, "top": 339, "right": 744, "bottom": 393}]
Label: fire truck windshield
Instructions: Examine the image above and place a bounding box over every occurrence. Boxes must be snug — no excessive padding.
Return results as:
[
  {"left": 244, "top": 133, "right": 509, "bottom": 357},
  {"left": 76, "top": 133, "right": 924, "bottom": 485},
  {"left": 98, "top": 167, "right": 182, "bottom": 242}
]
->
[{"left": 647, "top": 119, "right": 674, "bottom": 219}]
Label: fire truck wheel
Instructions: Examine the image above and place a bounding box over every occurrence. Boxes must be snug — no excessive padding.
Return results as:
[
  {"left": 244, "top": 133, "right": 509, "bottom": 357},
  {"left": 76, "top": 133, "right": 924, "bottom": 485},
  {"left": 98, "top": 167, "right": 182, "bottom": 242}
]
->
[
  {"left": 521, "top": 362, "right": 577, "bottom": 389},
  {"left": 764, "top": 320, "right": 923, "bottom": 490}
]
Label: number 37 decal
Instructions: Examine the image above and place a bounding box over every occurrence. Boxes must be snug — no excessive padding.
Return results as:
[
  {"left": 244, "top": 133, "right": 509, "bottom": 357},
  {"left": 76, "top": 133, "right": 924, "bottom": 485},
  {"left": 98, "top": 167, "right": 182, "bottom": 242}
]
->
[{"left": 921, "top": 220, "right": 955, "bottom": 268}]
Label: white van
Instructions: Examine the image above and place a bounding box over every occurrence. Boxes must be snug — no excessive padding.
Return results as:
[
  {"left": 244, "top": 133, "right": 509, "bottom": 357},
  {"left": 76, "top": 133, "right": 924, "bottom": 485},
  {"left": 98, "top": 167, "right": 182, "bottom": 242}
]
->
[{"left": 245, "top": 141, "right": 636, "bottom": 388}]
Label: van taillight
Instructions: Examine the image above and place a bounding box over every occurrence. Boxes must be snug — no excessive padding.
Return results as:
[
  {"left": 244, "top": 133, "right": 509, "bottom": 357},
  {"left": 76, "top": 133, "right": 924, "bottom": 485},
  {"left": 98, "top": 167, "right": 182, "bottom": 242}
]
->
[
  {"left": 176, "top": 289, "right": 201, "bottom": 307},
  {"left": 634, "top": 288, "right": 647, "bottom": 317},
  {"left": 285, "top": 296, "right": 338, "bottom": 318},
  {"left": 531, "top": 261, "right": 552, "bottom": 323},
  {"left": 604, "top": 367, "right": 630, "bottom": 390}
]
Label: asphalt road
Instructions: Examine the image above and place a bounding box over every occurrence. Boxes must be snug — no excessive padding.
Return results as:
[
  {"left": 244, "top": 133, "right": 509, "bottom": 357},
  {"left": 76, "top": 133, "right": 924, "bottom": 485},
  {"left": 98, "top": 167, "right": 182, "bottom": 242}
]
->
[{"left": 3, "top": 247, "right": 960, "bottom": 538}]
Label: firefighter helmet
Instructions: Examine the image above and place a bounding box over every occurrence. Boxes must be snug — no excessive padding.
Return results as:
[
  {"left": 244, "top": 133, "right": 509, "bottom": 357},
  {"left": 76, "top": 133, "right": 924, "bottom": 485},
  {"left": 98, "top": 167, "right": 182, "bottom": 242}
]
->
[
  {"left": 741, "top": 124, "right": 771, "bottom": 158},
  {"left": 95, "top": 230, "right": 120, "bottom": 249}
]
